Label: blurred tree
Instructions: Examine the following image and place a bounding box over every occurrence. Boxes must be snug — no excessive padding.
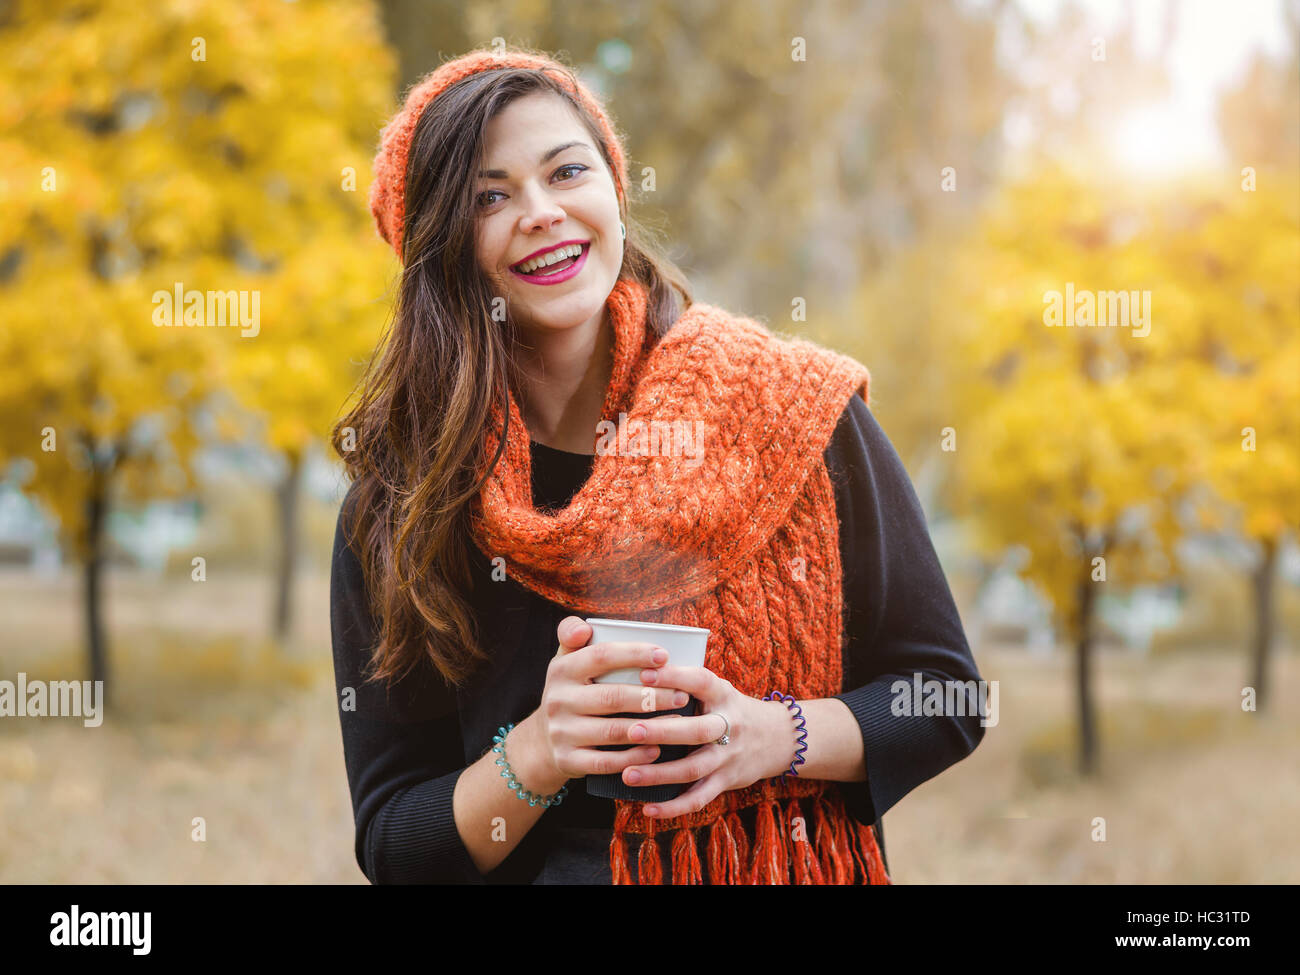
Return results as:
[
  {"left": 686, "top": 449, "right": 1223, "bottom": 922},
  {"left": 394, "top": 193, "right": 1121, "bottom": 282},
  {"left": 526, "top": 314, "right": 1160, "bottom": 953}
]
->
[
  {"left": 0, "top": 0, "right": 395, "bottom": 693},
  {"left": 1173, "top": 185, "right": 1300, "bottom": 713},
  {"left": 816, "top": 217, "right": 976, "bottom": 501},
  {"left": 0, "top": 259, "right": 218, "bottom": 704},
  {"left": 948, "top": 164, "right": 1217, "bottom": 776},
  {"left": 1210, "top": 23, "right": 1300, "bottom": 712},
  {"left": 230, "top": 231, "right": 397, "bottom": 641}
]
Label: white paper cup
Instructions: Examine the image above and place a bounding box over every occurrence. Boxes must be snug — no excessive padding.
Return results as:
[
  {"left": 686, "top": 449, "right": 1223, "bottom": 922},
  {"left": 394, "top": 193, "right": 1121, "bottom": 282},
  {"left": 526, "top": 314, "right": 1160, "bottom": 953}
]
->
[
  {"left": 587, "top": 618, "right": 709, "bottom": 683},
  {"left": 583, "top": 618, "right": 710, "bottom": 802}
]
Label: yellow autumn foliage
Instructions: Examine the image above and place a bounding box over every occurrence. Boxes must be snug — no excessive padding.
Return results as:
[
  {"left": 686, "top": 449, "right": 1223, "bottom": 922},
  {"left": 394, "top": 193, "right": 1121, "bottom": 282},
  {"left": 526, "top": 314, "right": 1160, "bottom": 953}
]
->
[
  {"left": 948, "top": 163, "right": 1298, "bottom": 638},
  {"left": 0, "top": 0, "right": 397, "bottom": 558}
]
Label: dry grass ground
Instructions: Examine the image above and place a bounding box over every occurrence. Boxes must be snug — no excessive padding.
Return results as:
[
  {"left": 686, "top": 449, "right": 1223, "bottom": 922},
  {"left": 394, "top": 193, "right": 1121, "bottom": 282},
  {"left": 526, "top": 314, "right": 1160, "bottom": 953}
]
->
[
  {"left": 0, "top": 566, "right": 1296, "bottom": 883},
  {"left": 886, "top": 645, "right": 1299, "bottom": 883}
]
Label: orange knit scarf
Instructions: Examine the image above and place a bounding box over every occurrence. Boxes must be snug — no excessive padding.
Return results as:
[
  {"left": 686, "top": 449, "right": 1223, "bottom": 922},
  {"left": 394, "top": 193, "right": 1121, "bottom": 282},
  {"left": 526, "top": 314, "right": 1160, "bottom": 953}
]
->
[{"left": 470, "top": 278, "right": 890, "bottom": 884}]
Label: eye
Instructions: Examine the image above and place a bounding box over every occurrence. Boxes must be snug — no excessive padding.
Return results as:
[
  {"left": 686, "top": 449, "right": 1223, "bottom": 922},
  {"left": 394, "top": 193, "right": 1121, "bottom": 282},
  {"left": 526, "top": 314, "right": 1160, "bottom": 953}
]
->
[
  {"left": 476, "top": 189, "right": 505, "bottom": 209},
  {"left": 554, "top": 163, "right": 587, "bottom": 182}
]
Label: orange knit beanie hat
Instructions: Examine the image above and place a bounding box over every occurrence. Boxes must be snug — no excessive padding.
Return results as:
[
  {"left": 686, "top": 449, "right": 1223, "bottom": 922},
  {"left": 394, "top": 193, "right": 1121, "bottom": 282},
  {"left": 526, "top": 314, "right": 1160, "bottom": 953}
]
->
[{"left": 368, "top": 46, "right": 630, "bottom": 263}]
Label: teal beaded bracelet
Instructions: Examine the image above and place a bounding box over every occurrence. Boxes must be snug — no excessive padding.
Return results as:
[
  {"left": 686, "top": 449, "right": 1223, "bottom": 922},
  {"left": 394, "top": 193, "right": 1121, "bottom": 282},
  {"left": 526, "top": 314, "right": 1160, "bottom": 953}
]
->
[{"left": 491, "top": 723, "right": 569, "bottom": 808}]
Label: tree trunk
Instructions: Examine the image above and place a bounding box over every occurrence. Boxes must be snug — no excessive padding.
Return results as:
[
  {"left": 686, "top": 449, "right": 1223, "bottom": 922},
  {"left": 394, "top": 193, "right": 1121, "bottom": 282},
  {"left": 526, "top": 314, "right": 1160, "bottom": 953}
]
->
[
  {"left": 273, "top": 450, "right": 303, "bottom": 644},
  {"left": 1249, "top": 535, "right": 1277, "bottom": 713},
  {"left": 1075, "top": 573, "right": 1098, "bottom": 776},
  {"left": 84, "top": 474, "right": 110, "bottom": 709}
]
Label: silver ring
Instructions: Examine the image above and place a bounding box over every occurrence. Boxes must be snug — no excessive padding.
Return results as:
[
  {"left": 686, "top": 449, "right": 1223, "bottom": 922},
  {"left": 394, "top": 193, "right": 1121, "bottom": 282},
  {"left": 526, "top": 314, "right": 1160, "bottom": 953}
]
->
[{"left": 712, "top": 713, "right": 730, "bottom": 746}]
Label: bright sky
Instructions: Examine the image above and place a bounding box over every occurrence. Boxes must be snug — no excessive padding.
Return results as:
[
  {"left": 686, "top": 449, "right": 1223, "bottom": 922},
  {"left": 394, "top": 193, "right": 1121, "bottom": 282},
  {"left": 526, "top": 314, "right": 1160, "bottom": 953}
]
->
[{"left": 997, "top": 0, "right": 1294, "bottom": 174}]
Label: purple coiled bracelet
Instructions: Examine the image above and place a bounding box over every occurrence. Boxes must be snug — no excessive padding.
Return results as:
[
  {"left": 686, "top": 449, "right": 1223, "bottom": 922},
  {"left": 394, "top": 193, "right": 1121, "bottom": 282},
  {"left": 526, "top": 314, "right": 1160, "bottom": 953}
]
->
[{"left": 764, "top": 691, "right": 808, "bottom": 777}]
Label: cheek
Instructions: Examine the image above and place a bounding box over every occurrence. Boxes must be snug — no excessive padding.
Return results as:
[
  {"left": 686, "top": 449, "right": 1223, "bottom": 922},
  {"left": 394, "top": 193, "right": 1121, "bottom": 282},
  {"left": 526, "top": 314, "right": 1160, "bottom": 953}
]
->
[
  {"left": 473, "top": 240, "right": 503, "bottom": 291},
  {"left": 477, "top": 241, "right": 506, "bottom": 279}
]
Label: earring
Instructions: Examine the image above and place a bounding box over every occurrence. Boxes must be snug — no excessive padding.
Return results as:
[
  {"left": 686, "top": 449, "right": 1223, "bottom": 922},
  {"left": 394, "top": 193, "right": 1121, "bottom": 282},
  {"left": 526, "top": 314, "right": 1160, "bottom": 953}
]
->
[{"left": 620, "top": 221, "right": 626, "bottom": 240}]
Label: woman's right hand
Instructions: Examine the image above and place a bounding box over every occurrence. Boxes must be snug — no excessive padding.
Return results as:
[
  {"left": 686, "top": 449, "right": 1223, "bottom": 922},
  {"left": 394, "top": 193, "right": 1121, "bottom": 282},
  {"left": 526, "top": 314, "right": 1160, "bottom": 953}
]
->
[{"left": 534, "top": 616, "right": 686, "bottom": 783}]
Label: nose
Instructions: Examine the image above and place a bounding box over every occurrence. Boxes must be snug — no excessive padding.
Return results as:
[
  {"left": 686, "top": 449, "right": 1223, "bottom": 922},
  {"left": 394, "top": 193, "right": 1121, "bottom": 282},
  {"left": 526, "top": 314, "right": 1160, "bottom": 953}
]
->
[{"left": 515, "top": 179, "right": 566, "bottom": 235}]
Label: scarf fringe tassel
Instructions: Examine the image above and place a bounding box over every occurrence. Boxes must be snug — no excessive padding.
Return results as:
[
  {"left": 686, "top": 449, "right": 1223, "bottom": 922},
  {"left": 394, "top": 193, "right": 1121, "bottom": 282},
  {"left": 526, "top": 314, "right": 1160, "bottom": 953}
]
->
[{"left": 610, "top": 793, "right": 891, "bottom": 885}]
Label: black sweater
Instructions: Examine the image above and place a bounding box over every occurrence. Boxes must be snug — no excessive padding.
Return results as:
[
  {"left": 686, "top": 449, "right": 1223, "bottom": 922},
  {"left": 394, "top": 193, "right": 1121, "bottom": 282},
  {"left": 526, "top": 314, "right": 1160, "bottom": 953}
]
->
[{"left": 330, "top": 392, "right": 986, "bottom": 883}]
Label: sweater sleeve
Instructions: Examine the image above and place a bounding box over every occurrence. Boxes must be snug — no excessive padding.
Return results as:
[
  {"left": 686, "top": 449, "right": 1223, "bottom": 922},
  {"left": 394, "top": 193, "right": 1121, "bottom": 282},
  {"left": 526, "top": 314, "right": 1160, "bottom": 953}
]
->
[
  {"left": 329, "top": 485, "right": 486, "bottom": 884},
  {"left": 826, "top": 393, "right": 986, "bottom": 825}
]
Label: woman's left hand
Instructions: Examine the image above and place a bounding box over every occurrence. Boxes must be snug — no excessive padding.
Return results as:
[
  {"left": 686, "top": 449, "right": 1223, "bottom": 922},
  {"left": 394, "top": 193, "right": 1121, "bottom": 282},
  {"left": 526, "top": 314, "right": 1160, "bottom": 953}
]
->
[{"left": 625, "top": 663, "right": 792, "bottom": 818}]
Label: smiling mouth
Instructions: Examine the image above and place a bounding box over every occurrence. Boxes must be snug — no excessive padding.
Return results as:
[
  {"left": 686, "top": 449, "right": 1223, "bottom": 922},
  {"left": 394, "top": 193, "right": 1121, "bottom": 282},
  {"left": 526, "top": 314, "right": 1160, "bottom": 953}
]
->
[{"left": 510, "top": 242, "right": 589, "bottom": 276}]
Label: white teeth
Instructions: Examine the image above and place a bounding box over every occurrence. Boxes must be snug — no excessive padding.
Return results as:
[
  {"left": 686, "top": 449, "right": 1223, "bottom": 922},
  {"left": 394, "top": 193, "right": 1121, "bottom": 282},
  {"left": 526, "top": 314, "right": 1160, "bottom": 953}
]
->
[{"left": 516, "top": 243, "right": 583, "bottom": 273}]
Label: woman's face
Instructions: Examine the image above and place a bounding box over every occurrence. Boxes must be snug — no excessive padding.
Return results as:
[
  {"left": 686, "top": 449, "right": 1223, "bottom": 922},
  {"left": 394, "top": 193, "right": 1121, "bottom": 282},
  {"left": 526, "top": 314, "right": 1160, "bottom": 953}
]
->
[{"left": 474, "top": 91, "right": 623, "bottom": 334}]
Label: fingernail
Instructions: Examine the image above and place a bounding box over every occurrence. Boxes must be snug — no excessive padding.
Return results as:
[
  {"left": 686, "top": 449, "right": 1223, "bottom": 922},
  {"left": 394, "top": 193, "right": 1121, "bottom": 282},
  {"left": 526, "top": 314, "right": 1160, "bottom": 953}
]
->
[
  {"left": 629, "top": 724, "right": 647, "bottom": 741},
  {"left": 673, "top": 692, "right": 688, "bottom": 706},
  {"left": 625, "top": 769, "right": 642, "bottom": 784},
  {"left": 644, "top": 805, "right": 659, "bottom": 817},
  {"left": 652, "top": 648, "right": 668, "bottom": 664}
]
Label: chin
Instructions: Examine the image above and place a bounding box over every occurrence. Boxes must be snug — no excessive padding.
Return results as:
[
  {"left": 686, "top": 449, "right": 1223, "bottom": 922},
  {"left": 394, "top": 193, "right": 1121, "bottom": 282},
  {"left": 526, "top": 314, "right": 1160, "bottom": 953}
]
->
[
  {"left": 531, "top": 269, "right": 615, "bottom": 310},
  {"left": 515, "top": 293, "right": 599, "bottom": 330}
]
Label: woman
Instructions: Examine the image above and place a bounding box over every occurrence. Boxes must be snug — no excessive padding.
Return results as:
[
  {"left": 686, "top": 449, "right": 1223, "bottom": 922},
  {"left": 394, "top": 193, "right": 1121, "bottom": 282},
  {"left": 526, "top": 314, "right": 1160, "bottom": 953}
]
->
[{"left": 330, "top": 46, "right": 986, "bottom": 884}]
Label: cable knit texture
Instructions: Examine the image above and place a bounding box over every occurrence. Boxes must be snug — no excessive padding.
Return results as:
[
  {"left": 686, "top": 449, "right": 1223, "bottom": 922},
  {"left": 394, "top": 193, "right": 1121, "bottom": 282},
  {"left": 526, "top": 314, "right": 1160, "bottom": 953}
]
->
[
  {"left": 369, "top": 46, "right": 629, "bottom": 263},
  {"left": 469, "top": 277, "right": 890, "bottom": 884}
]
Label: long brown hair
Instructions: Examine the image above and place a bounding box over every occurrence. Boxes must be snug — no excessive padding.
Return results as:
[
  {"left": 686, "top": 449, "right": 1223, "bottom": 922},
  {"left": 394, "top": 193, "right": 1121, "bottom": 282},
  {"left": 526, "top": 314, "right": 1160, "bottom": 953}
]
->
[{"left": 332, "top": 61, "right": 692, "bottom": 691}]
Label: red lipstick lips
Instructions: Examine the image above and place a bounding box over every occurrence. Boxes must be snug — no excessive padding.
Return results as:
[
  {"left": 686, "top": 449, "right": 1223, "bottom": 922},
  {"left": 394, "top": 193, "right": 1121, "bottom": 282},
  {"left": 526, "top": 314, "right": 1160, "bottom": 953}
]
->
[
  {"left": 509, "top": 241, "right": 590, "bottom": 286},
  {"left": 511, "top": 238, "right": 589, "bottom": 267}
]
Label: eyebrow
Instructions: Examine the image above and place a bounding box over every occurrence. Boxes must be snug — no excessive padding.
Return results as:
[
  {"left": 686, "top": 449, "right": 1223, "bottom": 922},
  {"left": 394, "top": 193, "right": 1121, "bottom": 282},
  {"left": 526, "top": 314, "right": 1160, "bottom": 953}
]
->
[{"left": 478, "top": 141, "right": 593, "bottom": 179}]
